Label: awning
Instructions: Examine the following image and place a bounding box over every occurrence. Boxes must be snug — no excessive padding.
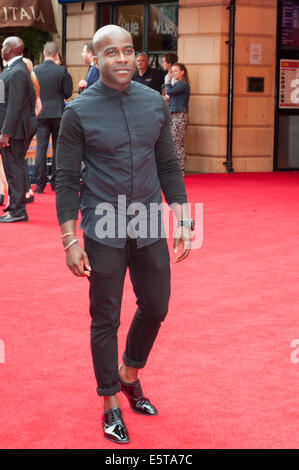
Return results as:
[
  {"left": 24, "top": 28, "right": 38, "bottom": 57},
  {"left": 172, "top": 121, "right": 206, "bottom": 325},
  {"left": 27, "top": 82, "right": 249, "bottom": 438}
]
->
[
  {"left": 0, "top": 0, "right": 57, "bottom": 32},
  {"left": 58, "top": 0, "right": 131, "bottom": 3}
]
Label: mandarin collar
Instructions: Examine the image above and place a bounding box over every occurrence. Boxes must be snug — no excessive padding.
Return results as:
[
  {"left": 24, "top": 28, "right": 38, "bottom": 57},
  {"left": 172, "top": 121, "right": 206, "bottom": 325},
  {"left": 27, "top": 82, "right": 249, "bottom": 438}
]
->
[{"left": 98, "top": 79, "right": 132, "bottom": 96}]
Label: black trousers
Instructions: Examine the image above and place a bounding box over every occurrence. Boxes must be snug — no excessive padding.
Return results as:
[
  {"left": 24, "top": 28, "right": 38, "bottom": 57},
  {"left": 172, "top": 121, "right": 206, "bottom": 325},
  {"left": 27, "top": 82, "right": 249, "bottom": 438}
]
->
[
  {"left": 34, "top": 117, "right": 61, "bottom": 190},
  {"left": 2, "top": 139, "right": 28, "bottom": 217},
  {"left": 84, "top": 235, "right": 171, "bottom": 397}
]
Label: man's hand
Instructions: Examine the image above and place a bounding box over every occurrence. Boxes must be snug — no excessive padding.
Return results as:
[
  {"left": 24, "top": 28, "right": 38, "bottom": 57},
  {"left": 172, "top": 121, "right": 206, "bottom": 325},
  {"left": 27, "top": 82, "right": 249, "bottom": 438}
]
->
[
  {"left": 78, "top": 79, "right": 87, "bottom": 89},
  {"left": 0, "top": 134, "right": 10, "bottom": 148},
  {"left": 65, "top": 242, "right": 91, "bottom": 277},
  {"left": 173, "top": 226, "right": 192, "bottom": 263}
]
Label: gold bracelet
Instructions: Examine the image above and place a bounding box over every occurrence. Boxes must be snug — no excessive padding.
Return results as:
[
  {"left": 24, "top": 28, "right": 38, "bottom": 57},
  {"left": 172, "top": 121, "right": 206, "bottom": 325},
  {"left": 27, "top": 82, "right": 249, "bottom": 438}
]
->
[{"left": 62, "top": 232, "right": 76, "bottom": 239}]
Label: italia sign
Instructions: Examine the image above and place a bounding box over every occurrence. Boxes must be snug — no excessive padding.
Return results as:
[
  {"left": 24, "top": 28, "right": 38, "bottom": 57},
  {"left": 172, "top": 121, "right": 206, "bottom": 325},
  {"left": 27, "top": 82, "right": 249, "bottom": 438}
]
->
[
  {"left": 1, "top": 6, "right": 45, "bottom": 22},
  {"left": 0, "top": 0, "right": 57, "bottom": 32}
]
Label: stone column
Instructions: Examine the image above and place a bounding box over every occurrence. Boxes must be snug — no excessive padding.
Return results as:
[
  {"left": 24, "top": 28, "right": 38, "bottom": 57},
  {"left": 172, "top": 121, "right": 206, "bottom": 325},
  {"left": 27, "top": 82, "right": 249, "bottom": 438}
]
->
[
  {"left": 65, "top": 2, "right": 97, "bottom": 95},
  {"left": 178, "top": 0, "right": 277, "bottom": 173}
]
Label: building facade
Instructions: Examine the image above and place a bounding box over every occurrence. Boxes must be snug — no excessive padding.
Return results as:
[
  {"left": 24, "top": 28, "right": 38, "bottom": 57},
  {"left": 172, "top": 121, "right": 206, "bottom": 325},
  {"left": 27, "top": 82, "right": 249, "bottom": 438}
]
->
[{"left": 55, "top": 0, "right": 298, "bottom": 173}]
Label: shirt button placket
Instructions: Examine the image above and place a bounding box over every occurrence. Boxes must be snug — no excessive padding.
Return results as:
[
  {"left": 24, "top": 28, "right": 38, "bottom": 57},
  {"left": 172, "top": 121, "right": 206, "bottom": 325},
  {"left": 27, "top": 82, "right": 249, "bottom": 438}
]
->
[{"left": 121, "top": 93, "right": 135, "bottom": 198}]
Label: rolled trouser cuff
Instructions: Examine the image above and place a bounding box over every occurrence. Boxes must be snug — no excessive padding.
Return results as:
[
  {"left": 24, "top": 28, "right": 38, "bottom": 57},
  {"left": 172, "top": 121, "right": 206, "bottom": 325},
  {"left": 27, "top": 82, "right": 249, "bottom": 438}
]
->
[
  {"left": 123, "top": 351, "right": 147, "bottom": 369},
  {"left": 96, "top": 382, "right": 121, "bottom": 397}
]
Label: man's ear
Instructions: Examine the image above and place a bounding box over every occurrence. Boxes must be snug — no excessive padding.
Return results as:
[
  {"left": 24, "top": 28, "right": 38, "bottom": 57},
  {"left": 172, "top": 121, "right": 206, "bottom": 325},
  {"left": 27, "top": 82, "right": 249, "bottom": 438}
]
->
[{"left": 93, "top": 56, "right": 99, "bottom": 70}]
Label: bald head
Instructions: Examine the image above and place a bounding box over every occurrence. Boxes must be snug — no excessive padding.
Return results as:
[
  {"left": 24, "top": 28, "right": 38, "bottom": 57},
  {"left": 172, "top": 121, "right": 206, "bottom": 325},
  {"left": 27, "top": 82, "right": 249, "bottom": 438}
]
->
[
  {"left": 93, "top": 25, "right": 132, "bottom": 55},
  {"left": 91, "top": 24, "right": 136, "bottom": 91},
  {"left": 1, "top": 36, "right": 24, "bottom": 62}
]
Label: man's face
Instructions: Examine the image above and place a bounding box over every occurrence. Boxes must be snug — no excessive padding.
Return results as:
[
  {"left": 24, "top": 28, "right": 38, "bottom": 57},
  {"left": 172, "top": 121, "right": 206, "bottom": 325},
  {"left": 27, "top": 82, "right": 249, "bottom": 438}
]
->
[
  {"left": 82, "top": 45, "right": 93, "bottom": 65},
  {"left": 136, "top": 55, "right": 148, "bottom": 74},
  {"left": 95, "top": 31, "right": 135, "bottom": 90},
  {"left": 161, "top": 57, "right": 169, "bottom": 71}
]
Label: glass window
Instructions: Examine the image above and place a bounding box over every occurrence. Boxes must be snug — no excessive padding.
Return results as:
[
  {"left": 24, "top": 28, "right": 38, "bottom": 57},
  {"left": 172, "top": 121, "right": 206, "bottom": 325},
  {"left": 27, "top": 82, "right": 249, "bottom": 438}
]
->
[
  {"left": 116, "top": 5, "right": 144, "bottom": 51},
  {"left": 149, "top": 3, "right": 178, "bottom": 51},
  {"left": 101, "top": 4, "right": 111, "bottom": 26},
  {"left": 280, "top": 0, "right": 299, "bottom": 49}
]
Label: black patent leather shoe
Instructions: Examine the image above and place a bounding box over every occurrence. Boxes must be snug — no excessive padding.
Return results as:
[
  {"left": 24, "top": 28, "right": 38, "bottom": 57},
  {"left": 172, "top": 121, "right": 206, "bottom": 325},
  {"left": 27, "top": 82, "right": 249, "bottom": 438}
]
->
[
  {"left": 103, "top": 407, "right": 130, "bottom": 444},
  {"left": 119, "top": 377, "right": 158, "bottom": 416}
]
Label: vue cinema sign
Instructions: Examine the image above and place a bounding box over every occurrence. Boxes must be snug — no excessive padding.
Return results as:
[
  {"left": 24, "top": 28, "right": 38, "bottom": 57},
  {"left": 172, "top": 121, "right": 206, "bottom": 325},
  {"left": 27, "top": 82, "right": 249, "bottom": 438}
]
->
[{"left": 0, "top": 0, "right": 57, "bottom": 32}]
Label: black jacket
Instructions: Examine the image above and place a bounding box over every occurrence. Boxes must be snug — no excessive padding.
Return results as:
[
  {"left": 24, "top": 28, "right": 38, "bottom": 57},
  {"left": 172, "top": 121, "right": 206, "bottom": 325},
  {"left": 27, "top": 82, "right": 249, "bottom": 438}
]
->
[
  {"left": 34, "top": 60, "right": 73, "bottom": 119},
  {"left": 0, "top": 57, "right": 37, "bottom": 140},
  {"left": 132, "top": 68, "right": 164, "bottom": 93}
]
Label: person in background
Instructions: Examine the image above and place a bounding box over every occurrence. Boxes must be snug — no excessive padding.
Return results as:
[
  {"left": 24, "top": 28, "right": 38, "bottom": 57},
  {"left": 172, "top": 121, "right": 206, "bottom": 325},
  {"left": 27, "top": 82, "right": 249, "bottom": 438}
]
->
[
  {"left": 161, "top": 52, "right": 178, "bottom": 102},
  {"left": 165, "top": 63, "right": 190, "bottom": 176},
  {"left": 132, "top": 52, "right": 164, "bottom": 93},
  {"left": 23, "top": 58, "right": 42, "bottom": 120},
  {"left": 1, "top": 57, "right": 42, "bottom": 211},
  {"left": 78, "top": 42, "right": 99, "bottom": 94},
  {"left": 34, "top": 42, "right": 73, "bottom": 193},
  {"left": 162, "top": 53, "right": 178, "bottom": 86},
  {"left": 0, "top": 155, "right": 8, "bottom": 206},
  {"left": 0, "top": 58, "right": 8, "bottom": 207},
  {"left": 0, "top": 36, "right": 37, "bottom": 223},
  {"left": 54, "top": 53, "right": 62, "bottom": 66},
  {"left": 23, "top": 57, "right": 43, "bottom": 204}
]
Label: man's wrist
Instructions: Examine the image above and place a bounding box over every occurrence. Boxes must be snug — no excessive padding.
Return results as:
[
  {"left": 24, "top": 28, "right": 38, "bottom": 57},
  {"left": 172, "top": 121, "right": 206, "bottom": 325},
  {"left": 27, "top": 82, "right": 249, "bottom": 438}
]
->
[
  {"left": 62, "top": 232, "right": 77, "bottom": 247},
  {"left": 64, "top": 238, "right": 78, "bottom": 251}
]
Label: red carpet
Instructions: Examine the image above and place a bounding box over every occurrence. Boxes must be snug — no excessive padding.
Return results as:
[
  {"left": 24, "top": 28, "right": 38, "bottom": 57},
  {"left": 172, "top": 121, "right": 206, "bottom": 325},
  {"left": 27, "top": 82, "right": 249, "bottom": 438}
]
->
[{"left": 1, "top": 172, "right": 299, "bottom": 449}]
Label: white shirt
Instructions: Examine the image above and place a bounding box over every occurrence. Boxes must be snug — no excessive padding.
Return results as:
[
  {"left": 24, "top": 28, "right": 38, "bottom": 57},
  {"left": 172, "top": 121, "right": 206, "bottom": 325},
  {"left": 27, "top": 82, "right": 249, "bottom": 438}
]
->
[
  {"left": 164, "top": 74, "right": 177, "bottom": 86},
  {"left": 7, "top": 55, "right": 23, "bottom": 67}
]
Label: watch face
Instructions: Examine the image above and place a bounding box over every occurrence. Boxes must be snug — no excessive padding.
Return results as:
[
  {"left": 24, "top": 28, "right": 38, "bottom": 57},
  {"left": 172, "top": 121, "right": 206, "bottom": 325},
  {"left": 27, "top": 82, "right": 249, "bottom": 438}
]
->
[{"left": 179, "top": 219, "right": 195, "bottom": 230}]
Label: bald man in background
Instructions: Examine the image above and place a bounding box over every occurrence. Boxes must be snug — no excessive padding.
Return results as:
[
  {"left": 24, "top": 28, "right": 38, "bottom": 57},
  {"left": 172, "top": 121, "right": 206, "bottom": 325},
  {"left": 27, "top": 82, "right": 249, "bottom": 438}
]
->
[{"left": 0, "top": 36, "right": 37, "bottom": 222}]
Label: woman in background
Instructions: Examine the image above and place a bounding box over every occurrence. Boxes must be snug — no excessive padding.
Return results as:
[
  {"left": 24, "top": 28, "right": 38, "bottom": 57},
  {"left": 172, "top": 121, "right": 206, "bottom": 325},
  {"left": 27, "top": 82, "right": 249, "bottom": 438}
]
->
[
  {"left": 165, "top": 63, "right": 190, "bottom": 176},
  {"left": 0, "top": 60, "right": 8, "bottom": 206},
  {"left": 23, "top": 58, "right": 42, "bottom": 117},
  {"left": 0, "top": 157, "right": 8, "bottom": 206},
  {"left": 23, "top": 58, "right": 42, "bottom": 204}
]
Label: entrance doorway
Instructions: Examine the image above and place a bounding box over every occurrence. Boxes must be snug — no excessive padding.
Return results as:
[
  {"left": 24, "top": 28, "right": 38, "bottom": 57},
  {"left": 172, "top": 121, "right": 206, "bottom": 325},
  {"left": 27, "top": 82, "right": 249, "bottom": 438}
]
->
[
  {"left": 275, "top": 0, "right": 299, "bottom": 170},
  {"left": 96, "top": 1, "right": 178, "bottom": 68}
]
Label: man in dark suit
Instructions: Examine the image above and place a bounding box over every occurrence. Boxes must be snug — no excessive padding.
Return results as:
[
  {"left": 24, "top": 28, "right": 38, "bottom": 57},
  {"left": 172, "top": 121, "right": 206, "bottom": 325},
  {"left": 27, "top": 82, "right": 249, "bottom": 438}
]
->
[
  {"left": 0, "top": 36, "right": 37, "bottom": 223},
  {"left": 78, "top": 42, "right": 100, "bottom": 94},
  {"left": 34, "top": 42, "right": 73, "bottom": 193}
]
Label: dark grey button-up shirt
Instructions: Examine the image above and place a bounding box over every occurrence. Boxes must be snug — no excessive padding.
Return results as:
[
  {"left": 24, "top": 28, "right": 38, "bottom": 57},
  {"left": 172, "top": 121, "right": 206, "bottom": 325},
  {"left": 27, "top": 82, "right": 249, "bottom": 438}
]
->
[{"left": 56, "top": 79, "right": 187, "bottom": 248}]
